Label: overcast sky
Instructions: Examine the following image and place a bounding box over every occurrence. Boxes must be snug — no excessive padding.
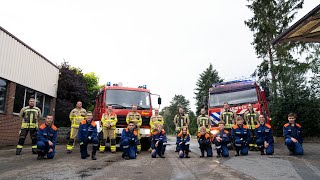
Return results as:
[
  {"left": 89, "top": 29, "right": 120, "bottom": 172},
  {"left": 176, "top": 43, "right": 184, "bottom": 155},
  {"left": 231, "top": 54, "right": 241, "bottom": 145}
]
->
[{"left": 0, "top": 0, "right": 319, "bottom": 112}]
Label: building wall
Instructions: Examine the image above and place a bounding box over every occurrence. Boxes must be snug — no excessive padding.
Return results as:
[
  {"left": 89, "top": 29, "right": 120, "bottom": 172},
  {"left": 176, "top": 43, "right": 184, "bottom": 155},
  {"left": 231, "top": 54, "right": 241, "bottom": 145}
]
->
[
  {"left": 0, "top": 81, "right": 56, "bottom": 146},
  {"left": 0, "top": 27, "right": 59, "bottom": 98}
]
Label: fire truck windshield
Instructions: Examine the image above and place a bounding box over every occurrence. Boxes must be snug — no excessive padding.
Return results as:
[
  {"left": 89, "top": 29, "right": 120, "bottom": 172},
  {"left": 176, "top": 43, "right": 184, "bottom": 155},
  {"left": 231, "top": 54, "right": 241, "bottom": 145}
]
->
[
  {"left": 209, "top": 88, "right": 258, "bottom": 107},
  {"left": 106, "top": 90, "right": 151, "bottom": 109}
]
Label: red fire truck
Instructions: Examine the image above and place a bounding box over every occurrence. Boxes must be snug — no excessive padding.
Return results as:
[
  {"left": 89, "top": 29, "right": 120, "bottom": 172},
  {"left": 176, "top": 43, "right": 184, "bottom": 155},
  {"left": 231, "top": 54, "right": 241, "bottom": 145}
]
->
[
  {"left": 93, "top": 82, "right": 161, "bottom": 150},
  {"left": 208, "top": 79, "right": 270, "bottom": 135}
]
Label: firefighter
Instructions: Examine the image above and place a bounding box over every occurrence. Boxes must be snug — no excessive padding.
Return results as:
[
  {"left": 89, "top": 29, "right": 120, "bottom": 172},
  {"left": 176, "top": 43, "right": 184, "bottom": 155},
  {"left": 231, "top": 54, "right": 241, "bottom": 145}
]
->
[
  {"left": 173, "top": 107, "right": 190, "bottom": 152},
  {"left": 214, "top": 121, "right": 230, "bottom": 158},
  {"left": 100, "top": 105, "right": 118, "bottom": 153},
  {"left": 197, "top": 108, "right": 210, "bottom": 132},
  {"left": 150, "top": 108, "right": 165, "bottom": 133},
  {"left": 36, "top": 114, "right": 57, "bottom": 160},
  {"left": 232, "top": 116, "right": 250, "bottom": 156},
  {"left": 244, "top": 104, "right": 259, "bottom": 151},
  {"left": 78, "top": 111, "right": 99, "bottom": 160},
  {"left": 177, "top": 126, "right": 191, "bottom": 158},
  {"left": 151, "top": 124, "right": 166, "bottom": 158},
  {"left": 120, "top": 121, "right": 138, "bottom": 160},
  {"left": 67, "top": 101, "right": 87, "bottom": 154},
  {"left": 126, "top": 105, "right": 142, "bottom": 152},
  {"left": 220, "top": 102, "right": 236, "bottom": 130},
  {"left": 16, "top": 98, "right": 42, "bottom": 155},
  {"left": 283, "top": 113, "right": 303, "bottom": 155},
  {"left": 255, "top": 115, "right": 274, "bottom": 155},
  {"left": 197, "top": 126, "right": 213, "bottom": 158}
]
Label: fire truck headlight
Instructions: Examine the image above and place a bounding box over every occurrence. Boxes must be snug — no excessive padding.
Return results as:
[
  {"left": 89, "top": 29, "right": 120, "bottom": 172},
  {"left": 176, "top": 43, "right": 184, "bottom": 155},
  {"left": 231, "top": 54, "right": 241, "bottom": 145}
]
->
[
  {"left": 140, "top": 128, "right": 151, "bottom": 135},
  {"left": 210, "top": 129, "right": 219, "bottom": 135}
]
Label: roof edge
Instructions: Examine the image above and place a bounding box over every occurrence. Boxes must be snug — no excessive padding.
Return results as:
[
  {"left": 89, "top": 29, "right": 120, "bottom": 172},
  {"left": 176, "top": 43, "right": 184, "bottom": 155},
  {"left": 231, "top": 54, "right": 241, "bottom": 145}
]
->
[
  {"left": 0, "top": 25, "right": 59, "bottom": 69},
  {"left": 272, "top": 3, "right": 320, "bottom": 45}
]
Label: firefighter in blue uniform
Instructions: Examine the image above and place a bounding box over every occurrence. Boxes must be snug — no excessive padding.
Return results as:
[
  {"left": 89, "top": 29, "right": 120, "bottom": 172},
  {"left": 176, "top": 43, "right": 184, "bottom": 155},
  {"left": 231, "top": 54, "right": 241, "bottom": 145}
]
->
[
  {"left": 120, "top": 121, "right": 138, "bottom": 160},
  {"left": 78, "top": 111, "right": 99, "bottom": 160},
  {"left": 283, "top": 113, "right": 303, "bottom": 155},
  {"left": 232, "top": 116, "right": 251, "bottom": 156},
  {"left": 197, "top": 126, "right": 212, "bottom": 158},
  {"left": 151, "top": 124, "right": 166, "bottom": 158},
  {"left": 214, "top": 121, "right": 230, "bottom": 158},
  {"left": 177, "top": 126, "right": 191, "bottom": 158},
  {"left": 37, "top": 114, "right": 57, "bottom": 160},
  {"left": 255, "top": 115, "right": 274, "bottom": 155}
]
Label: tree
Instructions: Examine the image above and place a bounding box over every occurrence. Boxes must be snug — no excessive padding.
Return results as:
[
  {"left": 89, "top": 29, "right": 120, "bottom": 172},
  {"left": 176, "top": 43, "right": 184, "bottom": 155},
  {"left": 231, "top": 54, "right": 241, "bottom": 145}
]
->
[
  {"left": 160, "top": 95, "right": 190, "bottom": 135},
  {"left": 55, "top": 62, "right": 88, "bottom": 127},
  {"left": 84, "top": 72, "right": 101, "bottom": 111},
  {"left": 194, "top": 63, "right": 222, "bottom": 115},
  {"left": 245, "top": 0, "right": 320, "bottom": 136}
]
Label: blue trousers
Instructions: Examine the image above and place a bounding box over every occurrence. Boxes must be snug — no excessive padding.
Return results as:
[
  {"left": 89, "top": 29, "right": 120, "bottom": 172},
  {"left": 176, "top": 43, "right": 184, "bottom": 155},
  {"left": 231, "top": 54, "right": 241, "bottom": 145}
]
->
[
  {"left": 121, "top": 139, "right": 137, "bottom": 159},
  {"left": 178, "top": 143, "right": 190, "bottom": 158},
  {"left": 37, "top": 141, "right": 55, "bottom": 159},
  {"left": 151, "top": 141, "right": 165, "bottom": 158},
  {"left": 285, "top": 138, "right": 304, "bottom": 155},
  {"left": 215, "top": 142, "right": 229, "bottom": 157},
  {"left": 199, "top": 140, "right": 212, "bottom": 157},
  {"left": 80, "top": 137, "right": 99, "bottom": 159},
  {"left": 256, "top": 139, "right": 274, "bottom": 155},
  {"left": 234, "top": 139, "right": 248, "bottom": 155}
]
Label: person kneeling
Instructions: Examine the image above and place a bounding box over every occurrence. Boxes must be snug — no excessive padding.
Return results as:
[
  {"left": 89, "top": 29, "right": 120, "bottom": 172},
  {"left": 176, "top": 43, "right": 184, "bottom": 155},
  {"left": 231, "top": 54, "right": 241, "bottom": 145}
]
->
[
  {"left": 37, "top": 114, "right": 57, "bottom": 160},
  {"left": 197, "top": 126, "right": 212, "bottom": 158},
  {"left": 214, "top": 121, "right": 230, "bottom": 158},
  {"left": 255, "top": 115, "right": 274, "bottom": 155},
  {"left": 151, "top": 124, "right": 166, "bottom": 158},
  {"left": 177, "top": 126, "right": 190, "bottom": 158},
  {"left": 78, "top": 111, "right": 99, "bottom": 160},
  {"left": 232, "top": 116, "right": 250, "bottom": 156},
  {"left": 120, "top": 121, "right": 138, "bottom": 160}
]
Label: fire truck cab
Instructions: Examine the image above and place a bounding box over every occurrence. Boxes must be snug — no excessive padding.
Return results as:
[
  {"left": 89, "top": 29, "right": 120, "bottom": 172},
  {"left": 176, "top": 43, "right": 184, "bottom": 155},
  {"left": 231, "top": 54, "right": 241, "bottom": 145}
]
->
[
  {"left": 93, "top": 82, "right": 161, "bottom": 150},
  {"left": 207, "top": 79, "right": 270, "bottom": 134}
]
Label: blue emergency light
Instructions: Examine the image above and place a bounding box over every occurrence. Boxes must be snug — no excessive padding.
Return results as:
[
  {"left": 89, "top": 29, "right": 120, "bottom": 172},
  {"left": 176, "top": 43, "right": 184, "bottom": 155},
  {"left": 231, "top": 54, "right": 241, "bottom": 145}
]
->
[
  {"left": 106, "top": 82, "right": 111, "bottom": 86},
  {"left": 143, "top": 85, "right": 147, "bottom": 89}
]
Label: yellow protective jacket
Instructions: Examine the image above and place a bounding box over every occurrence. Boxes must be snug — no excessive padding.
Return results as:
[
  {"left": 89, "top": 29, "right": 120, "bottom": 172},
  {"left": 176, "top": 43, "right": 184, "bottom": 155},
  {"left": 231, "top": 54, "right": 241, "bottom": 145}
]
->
[
  {"left": 101, "top": 112, "right": 118, "bottom": 129},
  {"left": 126, "top": 112, "right": 142, "bottom": 127},
  {"left": 69, "top": 108, "right": 86, "bottom": 128},
  {"left": 150, "top": 115, "right": 165, "bottom": 129},
  {"left": 19, "top": 106, "right": 41, "bottom": 129}
]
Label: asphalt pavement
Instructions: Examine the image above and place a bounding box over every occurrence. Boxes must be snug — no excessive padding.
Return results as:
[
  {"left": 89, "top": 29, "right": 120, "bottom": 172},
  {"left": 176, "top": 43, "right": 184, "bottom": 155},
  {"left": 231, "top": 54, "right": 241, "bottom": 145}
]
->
[{"left": 0, "top": 136, "right": 319, "bottom": 180}]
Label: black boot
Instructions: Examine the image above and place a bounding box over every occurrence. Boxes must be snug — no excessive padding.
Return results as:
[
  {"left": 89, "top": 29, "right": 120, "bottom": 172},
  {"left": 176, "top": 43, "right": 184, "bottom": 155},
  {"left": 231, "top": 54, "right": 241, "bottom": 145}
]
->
[
  {"left": 92, "top": 145, "right": 97, "bottom": 160},
  {"left": 260, "top": 148, "right": 265, "bottom": 155},
  {"left": 32, "top": 148, "right": 38, "bottom": 154},
  {"left": 37, "top": 150, "right": 45, "bottom": 160},
  {"left": 200, "top": 150, "right": 204, "bottom": 158},
  {"left": 235, "top": 149, "right": 240, "bottom": 156},
  {"left": 16, "top": 148, "right": 22, "bottom": 155}
]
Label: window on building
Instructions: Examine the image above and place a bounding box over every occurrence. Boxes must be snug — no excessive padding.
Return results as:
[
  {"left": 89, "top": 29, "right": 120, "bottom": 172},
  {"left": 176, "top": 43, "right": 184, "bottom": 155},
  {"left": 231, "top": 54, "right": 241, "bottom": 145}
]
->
[
  {"left": 13, "top": 84, "right": 53, "bottom": 116},
  {"left": 0, "top": 78, "right": 8, "bottom": 113}
]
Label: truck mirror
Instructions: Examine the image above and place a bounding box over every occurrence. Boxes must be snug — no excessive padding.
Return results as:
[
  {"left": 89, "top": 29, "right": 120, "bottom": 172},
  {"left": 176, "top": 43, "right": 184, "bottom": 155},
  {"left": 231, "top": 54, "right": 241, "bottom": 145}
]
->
[{"left": 158, "top": 97, "right": 162, "bottom": 105}]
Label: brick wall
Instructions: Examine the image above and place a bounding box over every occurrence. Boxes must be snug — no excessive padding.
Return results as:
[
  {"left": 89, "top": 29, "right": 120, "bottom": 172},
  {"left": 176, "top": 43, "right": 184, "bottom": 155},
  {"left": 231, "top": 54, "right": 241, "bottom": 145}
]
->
[{"left": 0, "top": 81, "right": 55, "bottom": 146}]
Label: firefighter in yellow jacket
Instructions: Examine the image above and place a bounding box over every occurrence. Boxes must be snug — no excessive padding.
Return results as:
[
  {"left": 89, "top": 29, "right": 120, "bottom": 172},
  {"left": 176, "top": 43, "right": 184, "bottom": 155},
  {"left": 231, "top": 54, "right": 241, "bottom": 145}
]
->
[
  {"left": 100, "top": 105, "right": 118, "bottom": 153},
  {"left": 220, "top": 102, "right": 236, "bottom": 130},
  {"left": 67, "top": 101, "right": 87, "bottom": 153},
  {"left": 16, "top": 98, "right": 42, "bottom": 155},
  {"left": 126, "top": 105, "right": 142, "bottom": 152},
  {"left": 150, "top": 108, "right": 165, "bottom": 133},
  {"left": 244, "top": 104, "right": 260, "bottom": 151},
  {"left": 173, "top": 107, "right": 190, "bottom": 152},
  {"left": 197, "top": 108, "right": 211, "bottom": 132}
]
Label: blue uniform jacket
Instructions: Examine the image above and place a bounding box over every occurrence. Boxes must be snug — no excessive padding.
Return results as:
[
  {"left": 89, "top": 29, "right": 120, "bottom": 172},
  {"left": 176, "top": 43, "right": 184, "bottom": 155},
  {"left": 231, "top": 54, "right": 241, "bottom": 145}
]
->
[
  {"left": 78, "top": 120, "right": 97, "bottom": 143},
  {"left": 151, "top": 130, "right": 167, "bottom": 149},
  {"left": 255, "top": 123, "right": 274, "bottom": 144},
  {"left": 177, "top": 133, "right": 190, "bottom": 145},
  {"left": 283, "top": 123, "right": 303, "bottom": 144},
  {"left": 214, "top": 130, "right": 230, "bottom": 144},
  {"left": 231, "top": 125, "right": 251, "bottom": 142},
  {"left": 37, "top": 123, "right": 57, "bottom": 149},
  {"left": 120, "top": 128, "right": 138, "bottom": 145}
]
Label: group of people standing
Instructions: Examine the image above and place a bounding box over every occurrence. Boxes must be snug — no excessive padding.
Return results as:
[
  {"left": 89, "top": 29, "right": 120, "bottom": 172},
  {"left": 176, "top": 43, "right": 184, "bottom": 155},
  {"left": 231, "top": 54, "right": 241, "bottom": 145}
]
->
[{"left": 15, "top": 98, "right": 304, "bottom": 161}]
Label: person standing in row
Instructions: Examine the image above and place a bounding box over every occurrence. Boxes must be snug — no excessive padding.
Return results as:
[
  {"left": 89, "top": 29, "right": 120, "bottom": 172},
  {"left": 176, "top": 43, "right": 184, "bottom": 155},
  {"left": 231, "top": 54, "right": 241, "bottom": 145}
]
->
[
  {"left": 100, "top": 105, "right": 118, "bottom": 153},
  {"left": 244, "top": 104, "right": 259, "bottom": 151},
  {"left": 16, "top": 98, "right": 42, "bottom": 155},
  {"left": 67, "top": 101, "right": 87, "bottom": 154},
  {"left": 220, "top": 102, "right": 236, "bottom": 130},
  {"left": 197, "top": 108, "right": 210, "bottom": 132}
]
